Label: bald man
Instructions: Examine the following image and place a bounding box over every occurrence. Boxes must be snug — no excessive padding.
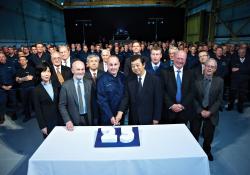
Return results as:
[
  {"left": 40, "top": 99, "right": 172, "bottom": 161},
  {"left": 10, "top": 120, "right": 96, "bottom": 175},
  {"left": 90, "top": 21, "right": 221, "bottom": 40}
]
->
[
  {"left": 97, "top": 56, "right": 125, "bottom": 125},
  {"left": 162, "top": 50, "right": 194, "bottom": 124},
  {"left": 59, "top": 60, "right": 93, "bottom": 130}
]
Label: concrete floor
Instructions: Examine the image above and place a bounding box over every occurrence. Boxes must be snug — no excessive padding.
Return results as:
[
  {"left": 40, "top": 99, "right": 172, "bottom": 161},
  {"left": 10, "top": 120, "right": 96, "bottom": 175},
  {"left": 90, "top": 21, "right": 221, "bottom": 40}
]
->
[{"left": 0, "top": 107, "right": 250, "bottom": 175}]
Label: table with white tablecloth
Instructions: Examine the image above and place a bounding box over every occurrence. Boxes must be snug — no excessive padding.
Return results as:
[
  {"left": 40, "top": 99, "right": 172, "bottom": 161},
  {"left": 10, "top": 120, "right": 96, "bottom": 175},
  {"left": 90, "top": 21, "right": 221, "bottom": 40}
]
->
[{"left": 28, "top": 124, "right": 210, "bottom": 175}]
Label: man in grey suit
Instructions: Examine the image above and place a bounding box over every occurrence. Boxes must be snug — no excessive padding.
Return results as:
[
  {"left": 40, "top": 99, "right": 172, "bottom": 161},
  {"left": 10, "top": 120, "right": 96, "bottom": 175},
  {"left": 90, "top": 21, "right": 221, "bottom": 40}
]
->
[
  {"left": 190, "top": 58, "right": 224, "bottom": 161},
  {"left": 59, "top": 60, "right": 92, "bottom": 131}
]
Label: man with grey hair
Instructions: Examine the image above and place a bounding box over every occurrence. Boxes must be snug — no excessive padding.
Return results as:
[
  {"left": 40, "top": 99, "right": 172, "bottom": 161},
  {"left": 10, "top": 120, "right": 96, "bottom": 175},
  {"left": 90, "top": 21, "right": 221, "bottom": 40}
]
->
[
  {"left": 162, "top": 50, "right": 194, "bottom": 124},
  {"left": 59, "top": 45, "right": 75, "bottom": 68},
  {"left": 85, "top": 54, "right": 104, "bottom": 125},
  {"left": 190, "top": 58, "right": 224, "bottom": 161},
  {"left": 59, "top": 60, "right": 93, "bottom": 130},
  {"left": 50, "top": 51, "right": 72, "bottom": 89},
  {"left": 99, "top": 49, "right": 110, "bottom": 72}
]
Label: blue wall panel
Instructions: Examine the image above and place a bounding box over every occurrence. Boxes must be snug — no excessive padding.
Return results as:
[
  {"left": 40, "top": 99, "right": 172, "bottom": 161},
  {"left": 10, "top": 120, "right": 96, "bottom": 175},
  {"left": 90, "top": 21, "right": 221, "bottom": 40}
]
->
[{"left": 0, "top": 0, "right": 66, "bottom": 46}]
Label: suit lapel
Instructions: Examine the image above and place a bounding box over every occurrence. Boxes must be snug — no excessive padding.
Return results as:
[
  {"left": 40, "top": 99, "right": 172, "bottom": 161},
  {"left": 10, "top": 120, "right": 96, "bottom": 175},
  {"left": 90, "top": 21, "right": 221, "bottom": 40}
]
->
[
  {"left": 170, "top": 68, "right": 177, "bottom": 93},
  {"left": 40, "top": 83, "right": 54, "bottom": 102},
  {"left": 70, "top": 79, "right": 79, "bottom": 106}
]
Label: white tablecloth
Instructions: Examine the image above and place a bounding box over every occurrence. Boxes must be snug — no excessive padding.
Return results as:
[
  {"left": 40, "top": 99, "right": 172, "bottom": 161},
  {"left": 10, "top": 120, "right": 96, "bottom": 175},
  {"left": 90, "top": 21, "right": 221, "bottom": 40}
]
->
[{"left": 28, "top": 124, "right": 210, "bottom": 175}]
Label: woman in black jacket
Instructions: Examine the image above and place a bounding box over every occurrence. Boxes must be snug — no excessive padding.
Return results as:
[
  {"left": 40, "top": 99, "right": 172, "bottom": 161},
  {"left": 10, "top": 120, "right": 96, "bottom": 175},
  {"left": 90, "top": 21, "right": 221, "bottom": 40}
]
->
[{"left": 33, "top": 62, "right": 62, "bottom": 138}]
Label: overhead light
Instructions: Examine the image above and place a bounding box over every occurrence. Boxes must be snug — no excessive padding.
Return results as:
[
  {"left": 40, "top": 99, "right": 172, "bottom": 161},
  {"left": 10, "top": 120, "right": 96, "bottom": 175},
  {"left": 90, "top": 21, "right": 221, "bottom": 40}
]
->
[{"left": 61, "top": 2, "right": 64, "bottom": 6}]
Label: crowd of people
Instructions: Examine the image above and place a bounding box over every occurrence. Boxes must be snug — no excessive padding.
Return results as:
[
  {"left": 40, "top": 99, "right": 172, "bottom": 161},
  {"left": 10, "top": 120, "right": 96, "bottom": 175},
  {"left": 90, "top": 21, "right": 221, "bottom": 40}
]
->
[{"left": 0, "top": 40, "right": 250, "bottom": 161}]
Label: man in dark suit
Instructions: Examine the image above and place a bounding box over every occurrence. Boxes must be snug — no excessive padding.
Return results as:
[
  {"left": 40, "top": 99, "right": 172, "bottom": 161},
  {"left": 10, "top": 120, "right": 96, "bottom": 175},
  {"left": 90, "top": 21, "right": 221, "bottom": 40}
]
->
[
  {"left": 50, "top": 51, "right": 72, "bottom": 89},
  {"left": 85, "top": 54, "right": 104, "bottom": 125},
  {"left": 165, "top": 46, "right": 178, "bottom": 70},
  {"left": 123, "top": 41, "right": 149, "bottom": 77},
  {"left": 59, "top": 45, "right": 75, "bottom": 68},
  {"left": 145, "top": 46, "right": 167, "bottom": 78},
  {"left": 193, "top": 51, "right": 210, "bottom": 80},
  {"left": 227, "top": 48, "right": 250, "bottom": 113},
  {"left": 190, "top": 58, "right": 224, "bottom": 161},
  {"left": 162, "top": 50, "right": 194, "bottom": 124},
  {"left": 98, "top": 49, "right": 110, "bottom": 72},
  {"left": 116, "top": 55, "right": 162, "bottom": 125},
  {"left": 59, "top": 60, "right": 93, "bottom": 131},
  {"left": 30, "top": 43, "right": 51, "bottom": 68}
]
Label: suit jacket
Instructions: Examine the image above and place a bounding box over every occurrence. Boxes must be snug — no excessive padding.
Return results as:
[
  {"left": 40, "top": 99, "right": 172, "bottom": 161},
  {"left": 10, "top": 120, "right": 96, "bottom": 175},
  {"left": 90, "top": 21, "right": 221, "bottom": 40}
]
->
[
  {"left": 145, "top": 61, "right": 168, "bottom": 78},
  {"left": 85, "top": 69, "right": 104, "bottom": 125},
  {"left": 33, "top": 82, "right": 62, "bottom": 133},
  {"left": 119, "top": 72, "right": 162, "bottom": 125},
  {"left": 194, "top": 76, "right": 224, "bottom": 125},
  {"left": 51, "top": 65, "right": 73, "bottom": 89},
  {"left": 192, "top": 63, "right": 203, "bottom": 80},
  {"left": 98, "top": 62, "right": 107, "bottom": 72},
  {"left": 162, "top": 67, "right": 194, "bottom": 122},
  {"left": 59, "top": 78, "right": 93, "bottom": 125}
]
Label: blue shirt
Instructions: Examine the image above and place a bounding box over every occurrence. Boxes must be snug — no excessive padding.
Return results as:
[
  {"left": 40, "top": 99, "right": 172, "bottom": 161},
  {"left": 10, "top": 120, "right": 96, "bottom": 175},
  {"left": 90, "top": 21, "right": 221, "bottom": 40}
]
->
[
  {"left": 41, "top": 81, "right": 54, "bottom": 101},
  {"left": 0, "top": 60, "right": 16, "bottom": 87}
]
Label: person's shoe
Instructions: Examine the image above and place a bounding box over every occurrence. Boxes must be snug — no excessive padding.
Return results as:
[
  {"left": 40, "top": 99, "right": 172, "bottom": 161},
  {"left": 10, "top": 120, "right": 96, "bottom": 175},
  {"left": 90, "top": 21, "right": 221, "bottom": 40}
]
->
[{"left": 207, "top": 152, "right": 214, "bottom": 161}]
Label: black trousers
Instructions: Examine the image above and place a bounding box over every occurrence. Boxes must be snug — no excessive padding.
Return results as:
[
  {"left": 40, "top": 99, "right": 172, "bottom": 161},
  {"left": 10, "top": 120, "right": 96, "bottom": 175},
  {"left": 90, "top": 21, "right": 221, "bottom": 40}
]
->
[
  {"left": 19, "top": 87, "right": 34, "bottom": 118},
  {"left": 229, "top": 79, "right": 249, "bottom": 108},
  {"left": 190, "top": 116, "right": 215, "bottom": 154},
  {"left": 0, "top": 88, "right": 17, "bottom": 118}
]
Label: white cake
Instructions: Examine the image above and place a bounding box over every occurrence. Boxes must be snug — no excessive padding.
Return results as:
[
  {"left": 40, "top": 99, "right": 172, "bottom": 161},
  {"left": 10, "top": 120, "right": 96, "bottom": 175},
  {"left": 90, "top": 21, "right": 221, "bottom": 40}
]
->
[
  {"left": 101, "top": 127, "right": 117, "bottom": 143},
  {"left": 120, "top": 133, "right": 134, "bottom": 143},
  {"left": 101, "top": 134, "right": 117, "bottom": 143},
  {"left": 101, "top": 126, "right": 116, "bottom": 135},
  {"left": 120, "top": 126, "right": 134, "bottom": 143}
]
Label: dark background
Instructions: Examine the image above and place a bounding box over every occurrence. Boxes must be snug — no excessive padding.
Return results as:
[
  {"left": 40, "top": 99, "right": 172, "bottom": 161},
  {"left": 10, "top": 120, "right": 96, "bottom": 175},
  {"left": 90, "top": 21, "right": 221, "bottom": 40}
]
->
[{"left": 64, "top": 7, "right": 185, "bottom": 44}]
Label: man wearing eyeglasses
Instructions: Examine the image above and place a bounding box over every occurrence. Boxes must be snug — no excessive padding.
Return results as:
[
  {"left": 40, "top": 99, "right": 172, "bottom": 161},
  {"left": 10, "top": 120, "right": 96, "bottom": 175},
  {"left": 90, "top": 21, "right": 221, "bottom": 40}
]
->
[{"left": 190, "top": 58, "right": 224, "bottom": 161}]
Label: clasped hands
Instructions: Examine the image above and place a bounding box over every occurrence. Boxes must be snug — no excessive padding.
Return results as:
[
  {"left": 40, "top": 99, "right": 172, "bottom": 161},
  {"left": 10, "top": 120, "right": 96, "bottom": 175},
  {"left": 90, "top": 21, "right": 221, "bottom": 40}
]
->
[
  {"left": 111, "top": 111, "right": 123, "bottom": 125},
  {"left": 171, "top": 104, "right": 184, "bottom": 113}
]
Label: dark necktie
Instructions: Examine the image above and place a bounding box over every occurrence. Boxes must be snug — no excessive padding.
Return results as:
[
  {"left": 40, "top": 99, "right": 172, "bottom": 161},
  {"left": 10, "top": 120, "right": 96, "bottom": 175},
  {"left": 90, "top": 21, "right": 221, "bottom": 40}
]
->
[
  {"left": 176, "top": 70, "right": 182, "bottom": 103},
  {"left": 92, "top": 72, "right": 97, "bottom": 83},
  {"left": 77, "top": 80, "right": 84, "bottom": 114},
  {"left": 138, "top": 77, "right": 143, "bottom": 93},
  {"left": 202, "top": 78, "right": 211, "bottom": 108}
]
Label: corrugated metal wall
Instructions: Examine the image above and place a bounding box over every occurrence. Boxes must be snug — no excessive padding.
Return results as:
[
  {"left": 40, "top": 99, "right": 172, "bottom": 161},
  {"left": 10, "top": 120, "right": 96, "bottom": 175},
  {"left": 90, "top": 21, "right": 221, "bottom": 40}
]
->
[
  {"left": 186, "top": 0, "right": 250, "bottom": 43},
  {"left": 215, "top": 0, "right": 250, "bottom": 43},
  {"left": 0, "top": 0, "right": 66, "bottom": 47}
]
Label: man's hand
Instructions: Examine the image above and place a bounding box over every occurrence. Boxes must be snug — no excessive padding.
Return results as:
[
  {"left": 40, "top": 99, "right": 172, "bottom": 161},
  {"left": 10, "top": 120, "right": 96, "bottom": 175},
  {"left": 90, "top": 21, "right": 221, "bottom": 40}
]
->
[
  {"left": 115, "top": 111, "right": 123, "bottom": 125},
  {"left": 171, "top": 104, "right": 184, "bottom": 113},
  {"left": 41, "top": 127, "right": 48, "bottom": 135},
  {"left": 66, "top": 121, "right": 74, "bottom": 131},
  {"left": 153, "top": 120, "right": 159, "bottom": 125},
  {"left": 2, "top": 85, "right": 12, "bottom": 90},
  {"left": 26, "top": 75, "right": 33, "bottom": 81},
  {"left": 232, "top": 68, "right": 239, "bottom": 72},
  {"left": 110, "top": 116, "right": 116, "bottom": 125},
  {"left": 201, "top": 110, "right": 211, "bottom": 118}
]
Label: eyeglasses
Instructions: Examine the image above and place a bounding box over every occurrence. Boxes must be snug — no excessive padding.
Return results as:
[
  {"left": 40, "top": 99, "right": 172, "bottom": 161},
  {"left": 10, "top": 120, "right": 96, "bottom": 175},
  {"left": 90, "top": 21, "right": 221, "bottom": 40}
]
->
[{"left": 205, "top": 65, "right": 216, "bottom": 69}]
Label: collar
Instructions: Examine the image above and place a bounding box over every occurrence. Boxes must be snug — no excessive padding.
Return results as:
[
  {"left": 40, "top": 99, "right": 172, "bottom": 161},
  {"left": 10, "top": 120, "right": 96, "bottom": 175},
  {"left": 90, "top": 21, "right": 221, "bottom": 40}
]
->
[
  {"left": 90, "top": 69, "right": 98, "bottom": 75},
  {"left": 173, "top": 65, "right": 183, "bottom": 72},
  {"left": 151, "top": 62, "right": 161, "bottom": 67},
  {"left": 41, "top": 80, "right": 52, "bottom": 86},
  {"left": 137, "top": 70, "right": 146, "bottom": 80}
]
